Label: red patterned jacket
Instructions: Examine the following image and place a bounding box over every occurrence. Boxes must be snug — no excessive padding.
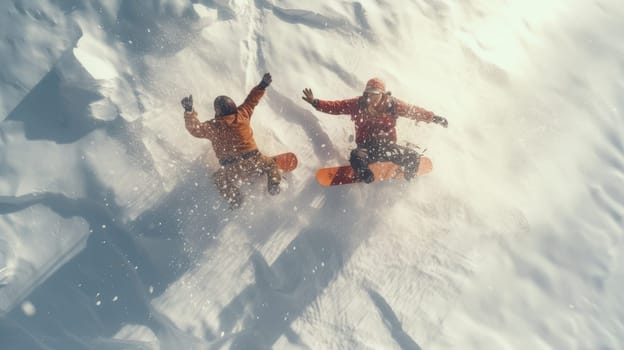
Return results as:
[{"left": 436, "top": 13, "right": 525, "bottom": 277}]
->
[{"left": 314, "top": 94, "right": 435, "bottom": 146}]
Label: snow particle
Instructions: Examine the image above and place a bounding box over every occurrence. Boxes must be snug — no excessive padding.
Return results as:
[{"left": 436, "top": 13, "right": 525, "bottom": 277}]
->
[
  {"left": 21, "top": 301, "right": 36, "bottom": 316},
  {"left": 96, "top": 300, "right": 102, "bottom": 306},
  {"left": 149, "top": 286, "right": 154, "bottom": 294},
  {"left": 112, "top": 296, "right": 119, "bottom": 302}
]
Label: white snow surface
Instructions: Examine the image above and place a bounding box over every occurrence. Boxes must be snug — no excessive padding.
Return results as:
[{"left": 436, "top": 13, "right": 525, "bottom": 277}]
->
[{"left": 1, "top": 1, "right": 623, "bottom": 349}]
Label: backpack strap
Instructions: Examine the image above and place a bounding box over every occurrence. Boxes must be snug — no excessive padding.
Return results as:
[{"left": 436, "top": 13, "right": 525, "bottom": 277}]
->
[{"left": 385, "top": 92, "right": 398, "bottom": 118}]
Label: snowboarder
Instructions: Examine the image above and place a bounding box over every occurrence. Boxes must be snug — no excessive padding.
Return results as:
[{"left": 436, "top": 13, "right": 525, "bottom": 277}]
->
[
  {"left": 181, "top": 73, "right": 281, "bottom": 209},
  {"left": 302, "top": 78, "right": 448, "bottom": 183}
]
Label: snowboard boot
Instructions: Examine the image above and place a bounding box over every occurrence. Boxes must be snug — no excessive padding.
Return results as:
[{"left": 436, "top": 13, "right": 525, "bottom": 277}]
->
[
  {"left": 227, "top": 192, "right": 243, "bottom": 210},
  {"left": 356, "top": 167, "right": 374, "bottom": 183},
  {"left": 350, "top": 148, "right": 374, "bottom": 184},
  {"left": 403, "top": 154, "right": 421, "bottom": 181},
  {"left": 267, "top": 170, "right": 281, "bottom": 196}
]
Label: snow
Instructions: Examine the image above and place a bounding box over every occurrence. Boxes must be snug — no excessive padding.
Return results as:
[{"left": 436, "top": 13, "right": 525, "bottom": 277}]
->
[{"left": 1, "top": 1, "right": 623, "bottom": 349}]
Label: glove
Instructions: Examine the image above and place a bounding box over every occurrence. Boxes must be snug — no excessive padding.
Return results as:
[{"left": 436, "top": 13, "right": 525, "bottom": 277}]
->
[
  {"left": 259, "top": 73, "right": 272, "bottom": 89},
  {"left": 432, "top": 115, "right": 448, "bottom": 128},
  {"left": 302, "top": 88, "right": 317, "bottom": 106},
  {"left": 181, "top": 95, "right": 193, "bottom": 112}
]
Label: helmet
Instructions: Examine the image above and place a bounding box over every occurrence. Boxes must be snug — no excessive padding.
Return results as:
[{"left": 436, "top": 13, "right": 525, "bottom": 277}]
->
[
  {"left": 364, "top": 78, "right": 385, "bottom": 94},
  {"left": 213, "top": 96, "right": 237, "bottom": 117}
]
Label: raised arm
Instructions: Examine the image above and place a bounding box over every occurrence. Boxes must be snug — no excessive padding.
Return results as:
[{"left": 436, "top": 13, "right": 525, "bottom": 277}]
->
[
  {"left": 302, "top": 88, "right": 358, "bottom": 115},
  {"left": 184, "top": 110, "right": 215, "bottom": 139},
  {"left": 315, "top": 98, "right": 360, "bottom": 115},
  {"left": 181, "top": 95, "right": 215, "bottom": 139},
  {"left": 237, "top": 73, "right": 271, "bottom": 120}
]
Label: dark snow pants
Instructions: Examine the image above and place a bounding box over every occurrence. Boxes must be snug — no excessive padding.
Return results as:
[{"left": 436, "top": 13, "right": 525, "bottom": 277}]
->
[{"left": 349, "top": 141, "right": 421, "bottom": 182}]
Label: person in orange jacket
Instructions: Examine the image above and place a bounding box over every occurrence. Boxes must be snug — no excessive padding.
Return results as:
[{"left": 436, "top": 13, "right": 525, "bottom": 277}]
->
[
  {"left": 302, "top": 78, "right": 448, "bottom": 183},
  {"left": 181, "top": 73, "right": 280, "bottom": 209}
]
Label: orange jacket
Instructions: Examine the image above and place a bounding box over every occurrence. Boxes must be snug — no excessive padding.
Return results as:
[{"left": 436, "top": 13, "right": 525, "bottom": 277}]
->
[
  {"left": 314, "top": 95, "right": 434, "bottom": 146},
  {"left": 184, "top": 85, "right": 265, "bottom": 161}
]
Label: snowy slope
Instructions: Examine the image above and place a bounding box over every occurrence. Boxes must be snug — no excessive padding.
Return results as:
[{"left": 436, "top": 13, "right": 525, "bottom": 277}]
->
[{"left": 1, "top": 1, "right": 623, "bottom": 349}]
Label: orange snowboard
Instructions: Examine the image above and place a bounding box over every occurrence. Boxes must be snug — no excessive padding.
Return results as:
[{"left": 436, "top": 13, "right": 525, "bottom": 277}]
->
[
  {"left": 316, "top": 157, "right": 432, "bottom": 187},
  {"left": 273, "top": 152, "right": 298, "bottom": 173}
]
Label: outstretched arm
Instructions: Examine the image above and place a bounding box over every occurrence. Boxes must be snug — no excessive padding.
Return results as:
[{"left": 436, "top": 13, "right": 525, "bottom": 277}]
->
[
  {"left": 184, "top": 110, "right": 215, "bottom": 139},
  {"left": 302, "top": 88, "right": 358, "bottom": 115},
  {"left": 395, "top": 98, "right": 448, "bottom": 127},
  {"left": 238, "top": 73, "right": 271, "bottom": 120},
  {"left": 181, "top": 95, "right": 215, "bottom": 139}
]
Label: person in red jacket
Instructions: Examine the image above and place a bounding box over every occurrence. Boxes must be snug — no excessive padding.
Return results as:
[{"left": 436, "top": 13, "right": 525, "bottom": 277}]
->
[
  {"left": 302, "top": 78, "right": 447, "bottom": 183},
  {"left": 181, "top": 73, "right": 280, "bottom": 209}
]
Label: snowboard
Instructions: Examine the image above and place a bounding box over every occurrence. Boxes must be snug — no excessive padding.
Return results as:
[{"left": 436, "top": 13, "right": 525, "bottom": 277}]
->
[
  {"left": 273, "top": 152, "right": 298, "bottom": 173},
  {"left": 316, "top": 156, "right": 432, "bottom": 187}
]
